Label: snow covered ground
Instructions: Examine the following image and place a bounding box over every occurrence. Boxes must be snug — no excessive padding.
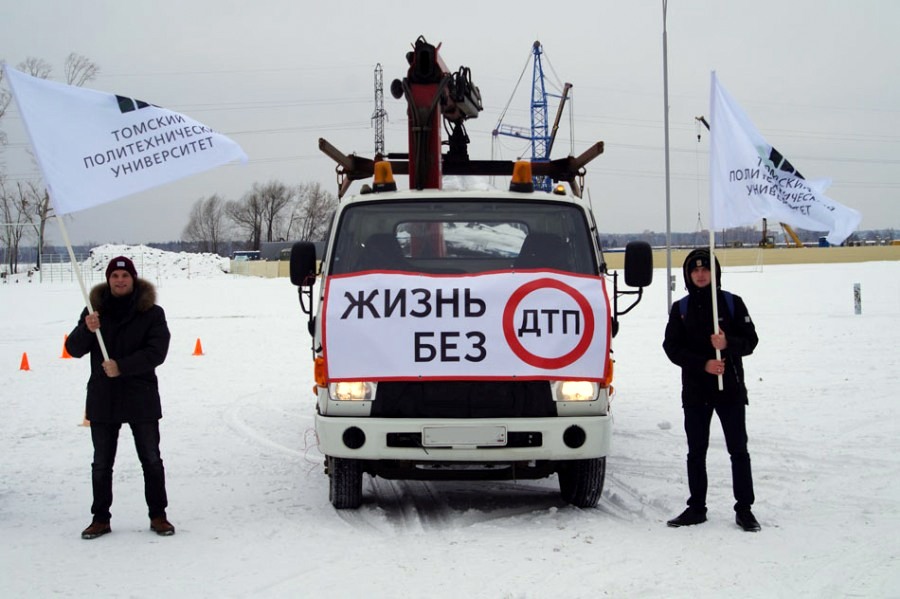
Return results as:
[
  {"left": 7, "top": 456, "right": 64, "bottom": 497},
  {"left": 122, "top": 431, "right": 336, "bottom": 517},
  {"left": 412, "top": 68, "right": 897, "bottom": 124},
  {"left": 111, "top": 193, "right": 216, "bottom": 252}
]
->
[{"left": 1, "top": 247, "right": 898, "bottom": 598}]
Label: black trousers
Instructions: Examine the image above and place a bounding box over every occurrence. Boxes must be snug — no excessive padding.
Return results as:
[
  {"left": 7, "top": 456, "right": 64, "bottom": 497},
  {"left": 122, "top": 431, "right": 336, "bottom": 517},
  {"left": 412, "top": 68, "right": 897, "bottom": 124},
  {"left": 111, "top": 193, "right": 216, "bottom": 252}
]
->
[
  {"left": 683, "top": 402, "right": 754, "bottom": 512},
  {"left": 90, "top": 421, "right": 168, "bottom": 522}
]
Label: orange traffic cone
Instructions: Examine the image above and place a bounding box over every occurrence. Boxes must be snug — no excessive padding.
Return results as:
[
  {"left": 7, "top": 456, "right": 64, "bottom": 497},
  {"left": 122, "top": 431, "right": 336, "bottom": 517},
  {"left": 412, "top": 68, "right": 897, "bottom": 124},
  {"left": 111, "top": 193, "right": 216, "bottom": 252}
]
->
[
  {"left": 20, "top": 352, "right": 30, "bottom": 371},
  {"left": 61, "top": 335, "right": 72, "bottom": 359},
  {"left": 192, "top": 338, "right": 204, "bottom": 356}
]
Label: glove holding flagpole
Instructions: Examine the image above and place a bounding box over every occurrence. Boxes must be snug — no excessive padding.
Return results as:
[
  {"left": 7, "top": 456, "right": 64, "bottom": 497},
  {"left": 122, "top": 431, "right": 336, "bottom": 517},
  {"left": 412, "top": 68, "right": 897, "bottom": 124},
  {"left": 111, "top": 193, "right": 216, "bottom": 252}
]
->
[
  {"left": 706, "top": 71, "right": 861, "bottom": 389},
  {"left": 3, "top": 65, "right": 248, "bottom": 359}
]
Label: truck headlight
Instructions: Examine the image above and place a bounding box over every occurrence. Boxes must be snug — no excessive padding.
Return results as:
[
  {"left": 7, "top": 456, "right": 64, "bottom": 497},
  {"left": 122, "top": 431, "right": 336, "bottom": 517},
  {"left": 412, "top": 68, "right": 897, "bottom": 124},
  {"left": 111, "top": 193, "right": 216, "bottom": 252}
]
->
[
  {"left": 553, "top": 381, "right": 599, "bottom": 402},
  {"left": 330, "top": 381, "right": 375, "bottom": 401}
]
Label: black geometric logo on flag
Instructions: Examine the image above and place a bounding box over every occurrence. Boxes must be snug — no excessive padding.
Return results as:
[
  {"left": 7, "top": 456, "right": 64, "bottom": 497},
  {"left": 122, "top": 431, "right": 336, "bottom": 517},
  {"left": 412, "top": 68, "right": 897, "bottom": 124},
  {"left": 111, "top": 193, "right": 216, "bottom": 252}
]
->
[
  {"left": 768, "top": 147, "right": 804, "bottom": 180},
  {"left": 116, "top": 95, "right": 157, "bottom": 113}
]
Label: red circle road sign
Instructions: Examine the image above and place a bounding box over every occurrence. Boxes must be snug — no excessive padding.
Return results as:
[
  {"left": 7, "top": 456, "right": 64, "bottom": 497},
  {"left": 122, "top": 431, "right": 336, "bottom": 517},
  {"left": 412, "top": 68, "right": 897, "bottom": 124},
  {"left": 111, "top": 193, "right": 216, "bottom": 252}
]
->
[{"left": 501, "top": 278, "right": 595, "bottom": 370}]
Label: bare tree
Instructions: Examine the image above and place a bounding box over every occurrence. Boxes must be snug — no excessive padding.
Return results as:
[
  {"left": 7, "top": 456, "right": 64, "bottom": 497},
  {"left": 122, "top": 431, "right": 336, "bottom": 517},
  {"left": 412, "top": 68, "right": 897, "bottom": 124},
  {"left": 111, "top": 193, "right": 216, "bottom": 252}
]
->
[
  {"left": 254, "top": 180, "right": 295, "bottom": 242},
  {"left": 226, "top": 192, "right": 265, "bottom": 250},
  {"left": 21, "top": 182, "right": 51, "bottom": 270},
  {"left": 17, "top": 57, "right": 52, "bottom": 79},
  {"left": 0, "top": 65, "right": 9, "bottom": 116},
  {"left": 0, "top": 65, "right": 10, "bottom": 147},
  {"left": 183, "top": 194, "right": 227, "bottom": 254},
  {"left": 64, "top": 52, "right": 99, "bottom": 86},
  {"left": 288, "top": 182, "right": 337, "bottom": 241},
  {"left": 226, "top": 181, "right": 295, "bottom": 248},
  {"left": 0, "top": 177, "right": 31, "bottom": 274}
]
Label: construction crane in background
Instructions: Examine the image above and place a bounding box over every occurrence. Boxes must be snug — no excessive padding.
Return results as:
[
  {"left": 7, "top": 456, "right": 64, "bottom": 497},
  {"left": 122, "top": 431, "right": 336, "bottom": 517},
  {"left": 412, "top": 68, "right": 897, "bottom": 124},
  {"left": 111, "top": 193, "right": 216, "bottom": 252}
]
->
[
  {"left": 493, "top": 41, "right": 572, "bottom": 191},
  {"left": 372, "top": 63, "right": 387, "bottom": 156}
]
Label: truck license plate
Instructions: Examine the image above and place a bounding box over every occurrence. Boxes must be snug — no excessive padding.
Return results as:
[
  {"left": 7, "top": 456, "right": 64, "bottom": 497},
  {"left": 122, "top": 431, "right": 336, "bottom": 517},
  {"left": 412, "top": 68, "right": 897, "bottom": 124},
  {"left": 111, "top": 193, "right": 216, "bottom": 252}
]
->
[{"left": 421, "top": 425, "right": 507, "bottom": 447}]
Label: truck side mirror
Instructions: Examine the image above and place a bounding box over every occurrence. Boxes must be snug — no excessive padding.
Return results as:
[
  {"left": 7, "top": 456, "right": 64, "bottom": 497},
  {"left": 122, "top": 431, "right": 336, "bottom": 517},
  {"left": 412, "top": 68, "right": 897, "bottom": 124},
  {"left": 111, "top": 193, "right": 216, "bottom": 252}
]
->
[
  {"left": 289, "top": 241, "right": 318, "bottom": 287},
  {"left": 623, "top": 241, "right": 653, "bottom": 288}
]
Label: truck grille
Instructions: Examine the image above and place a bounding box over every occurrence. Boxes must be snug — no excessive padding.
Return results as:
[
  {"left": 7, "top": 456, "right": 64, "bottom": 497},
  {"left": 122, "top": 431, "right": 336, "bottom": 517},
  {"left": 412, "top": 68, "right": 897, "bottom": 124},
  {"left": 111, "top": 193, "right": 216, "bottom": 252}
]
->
[{"left": 371, "top": 380, "right": 556, "bottom": 418}]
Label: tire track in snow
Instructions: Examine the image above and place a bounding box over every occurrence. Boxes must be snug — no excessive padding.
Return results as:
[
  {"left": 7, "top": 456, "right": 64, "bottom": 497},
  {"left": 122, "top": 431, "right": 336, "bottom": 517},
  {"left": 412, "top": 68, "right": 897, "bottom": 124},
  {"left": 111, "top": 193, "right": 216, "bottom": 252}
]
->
[
  {"left": 224, "top": 400, "right": 314, "bottom": 461},
  {"left": 342, "top": 477, "right": 567, "bottom": 533},
  {"left": 363, "top": 478, "right": 454, "bottom": 532}
]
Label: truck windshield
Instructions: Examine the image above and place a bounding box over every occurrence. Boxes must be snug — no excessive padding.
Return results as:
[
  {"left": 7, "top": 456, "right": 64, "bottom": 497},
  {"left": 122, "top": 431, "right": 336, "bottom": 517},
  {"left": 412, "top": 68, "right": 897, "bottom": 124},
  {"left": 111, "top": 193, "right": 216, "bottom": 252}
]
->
[{"left": 330, "top": 200, "right": 597, "bottom": 276}]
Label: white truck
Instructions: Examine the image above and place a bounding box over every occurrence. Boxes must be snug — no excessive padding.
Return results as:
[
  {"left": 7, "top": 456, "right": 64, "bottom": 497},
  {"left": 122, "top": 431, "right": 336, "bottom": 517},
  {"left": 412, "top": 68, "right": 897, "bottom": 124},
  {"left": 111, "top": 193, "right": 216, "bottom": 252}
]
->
[{"left": 290, "top": 37, "right": 652, "bottom": 509}]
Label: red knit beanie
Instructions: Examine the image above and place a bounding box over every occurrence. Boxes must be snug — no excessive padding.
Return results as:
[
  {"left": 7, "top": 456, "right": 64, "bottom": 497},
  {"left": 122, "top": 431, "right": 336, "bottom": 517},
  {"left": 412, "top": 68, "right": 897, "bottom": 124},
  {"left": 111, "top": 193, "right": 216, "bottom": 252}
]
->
[{"left": 105, "top": 256, "right": 138, "bottom": 281}]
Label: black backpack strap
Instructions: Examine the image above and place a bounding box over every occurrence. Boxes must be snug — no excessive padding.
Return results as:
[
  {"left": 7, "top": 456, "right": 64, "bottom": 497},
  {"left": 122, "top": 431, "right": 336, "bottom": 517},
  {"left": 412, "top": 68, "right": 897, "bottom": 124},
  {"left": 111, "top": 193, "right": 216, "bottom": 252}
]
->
[
  {"left": 723, "top": 290, "right": 735, "bottom": 317},
  {"left": 679, "top": 291, "right": 734, "bottom": 318}
]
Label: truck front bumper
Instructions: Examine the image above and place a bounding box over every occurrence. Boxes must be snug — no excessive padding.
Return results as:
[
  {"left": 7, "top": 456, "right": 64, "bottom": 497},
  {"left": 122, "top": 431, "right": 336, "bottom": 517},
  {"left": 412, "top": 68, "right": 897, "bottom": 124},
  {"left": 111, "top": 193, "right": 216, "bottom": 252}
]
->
[{"left": 315, "top": 414, "right": 611, "bottom": 462}]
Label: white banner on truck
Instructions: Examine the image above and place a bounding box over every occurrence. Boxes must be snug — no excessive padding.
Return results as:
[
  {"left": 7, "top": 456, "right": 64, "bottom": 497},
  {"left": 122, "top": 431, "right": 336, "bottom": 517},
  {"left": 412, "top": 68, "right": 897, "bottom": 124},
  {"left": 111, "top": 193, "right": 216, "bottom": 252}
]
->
[{"left": 323, "top": 271, "right": 610, "bottom": 381}]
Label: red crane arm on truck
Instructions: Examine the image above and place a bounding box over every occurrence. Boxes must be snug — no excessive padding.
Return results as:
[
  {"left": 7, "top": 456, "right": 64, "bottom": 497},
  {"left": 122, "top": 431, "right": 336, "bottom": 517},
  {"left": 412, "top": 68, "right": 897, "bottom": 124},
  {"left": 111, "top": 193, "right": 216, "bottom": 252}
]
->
[{"left": 318, "top": 35, "right": 603, "bottom": 199}]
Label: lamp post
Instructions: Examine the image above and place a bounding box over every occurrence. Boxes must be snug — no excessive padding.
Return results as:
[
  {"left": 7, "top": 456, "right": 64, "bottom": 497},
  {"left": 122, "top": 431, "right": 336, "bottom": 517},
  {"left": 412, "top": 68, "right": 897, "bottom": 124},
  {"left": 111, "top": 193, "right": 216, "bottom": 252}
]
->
[{"left": 662, "top": 0, "right": 674, "bottom": 311}]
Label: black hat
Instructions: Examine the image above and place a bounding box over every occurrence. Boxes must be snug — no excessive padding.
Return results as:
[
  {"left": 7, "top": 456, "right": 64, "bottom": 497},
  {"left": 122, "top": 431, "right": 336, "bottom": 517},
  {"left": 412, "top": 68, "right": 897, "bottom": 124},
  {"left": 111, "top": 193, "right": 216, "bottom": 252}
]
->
[
  {"left": 683, "top": 248, "right": 721, "bottom": 289},
  {"left": 105, "top": 256, "right": 137, "bottom": 281},
  {"left": 686, "top": 249, "right": 711, "bottom": 272}
]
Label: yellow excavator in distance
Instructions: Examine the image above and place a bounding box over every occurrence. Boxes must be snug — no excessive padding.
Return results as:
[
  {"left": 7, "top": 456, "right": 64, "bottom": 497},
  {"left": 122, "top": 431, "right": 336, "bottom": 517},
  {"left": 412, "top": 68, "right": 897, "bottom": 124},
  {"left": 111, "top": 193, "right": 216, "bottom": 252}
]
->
[{"left": 760, "top": 218, "right": 804, "bottom": 248}]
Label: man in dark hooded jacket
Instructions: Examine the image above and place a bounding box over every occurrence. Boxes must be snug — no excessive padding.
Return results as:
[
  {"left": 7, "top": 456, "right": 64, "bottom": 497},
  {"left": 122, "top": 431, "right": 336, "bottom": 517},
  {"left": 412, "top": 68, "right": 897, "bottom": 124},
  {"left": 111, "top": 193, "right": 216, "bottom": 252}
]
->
[
  {"left": 663, "top": 248, "right": 760, "bottom": 532},
  {"left": 66, "top": 256, "right": 175, "bottom": 539}
]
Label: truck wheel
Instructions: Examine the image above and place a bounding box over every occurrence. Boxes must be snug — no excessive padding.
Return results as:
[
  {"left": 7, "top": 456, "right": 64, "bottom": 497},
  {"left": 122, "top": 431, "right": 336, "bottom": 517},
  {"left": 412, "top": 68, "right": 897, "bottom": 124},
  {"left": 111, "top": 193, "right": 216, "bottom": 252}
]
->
[
  {"left": 557, "top": 457, "right": 606, "bottom": 508},
  {"left": 328, "top": 456, "right": 363, "bottom": 509}
]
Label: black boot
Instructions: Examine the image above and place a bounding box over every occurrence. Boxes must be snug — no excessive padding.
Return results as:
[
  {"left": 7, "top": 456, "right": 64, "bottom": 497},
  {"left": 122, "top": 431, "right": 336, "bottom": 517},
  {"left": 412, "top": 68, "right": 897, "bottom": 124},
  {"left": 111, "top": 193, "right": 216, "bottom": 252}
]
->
[
  {"left": 667, "top": 507, "right": 707, "bottom": 527},
  {"left": 736, "top": 509, "right": 761, "bottom": 532}
]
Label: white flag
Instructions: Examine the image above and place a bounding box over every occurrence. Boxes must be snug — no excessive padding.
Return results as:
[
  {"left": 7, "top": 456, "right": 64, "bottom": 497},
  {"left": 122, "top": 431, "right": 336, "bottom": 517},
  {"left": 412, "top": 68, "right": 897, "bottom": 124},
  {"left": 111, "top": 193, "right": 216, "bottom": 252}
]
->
[
  {"left": 709, "top": 71, "right": 861, "bottom": 245},
  {"left": 3, "top": 65, "right": 248, "bottom": 215}
]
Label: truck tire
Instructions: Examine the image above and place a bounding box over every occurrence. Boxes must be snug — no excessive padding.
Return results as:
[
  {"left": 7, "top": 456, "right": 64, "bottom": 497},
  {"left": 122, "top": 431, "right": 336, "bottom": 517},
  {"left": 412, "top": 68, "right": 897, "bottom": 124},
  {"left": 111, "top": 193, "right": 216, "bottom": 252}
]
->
[
  {"left": 328, "top": 456, "right": 363, "bottom": 509},
  {"left": 557, "top": 457, "right": 606, "bottom": 508}
]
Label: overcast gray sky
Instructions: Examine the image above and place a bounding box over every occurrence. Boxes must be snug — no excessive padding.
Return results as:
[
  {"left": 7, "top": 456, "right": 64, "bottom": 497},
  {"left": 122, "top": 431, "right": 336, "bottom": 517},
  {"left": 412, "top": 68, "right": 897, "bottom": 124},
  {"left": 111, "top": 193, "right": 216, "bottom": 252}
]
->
[{"left": 2, "top": 0, "right": 897, "bottom": 246}]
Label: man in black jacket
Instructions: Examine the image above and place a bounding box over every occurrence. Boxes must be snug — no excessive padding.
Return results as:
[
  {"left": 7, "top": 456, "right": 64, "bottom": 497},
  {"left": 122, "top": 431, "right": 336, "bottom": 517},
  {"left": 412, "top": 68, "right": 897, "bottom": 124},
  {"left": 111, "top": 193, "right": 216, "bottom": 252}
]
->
[
  {"left": 66, "top": 256, "right": 175, "bottom": 539},
  {"left": 663, "top": 248, "right": 761, "bottom": 532}
]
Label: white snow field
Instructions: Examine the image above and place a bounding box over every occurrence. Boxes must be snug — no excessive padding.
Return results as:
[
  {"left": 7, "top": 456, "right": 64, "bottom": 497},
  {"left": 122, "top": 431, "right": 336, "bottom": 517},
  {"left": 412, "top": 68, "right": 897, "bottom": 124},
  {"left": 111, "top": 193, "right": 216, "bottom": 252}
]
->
[{"left": 1, "top": 246, "right": 898, "bottom": 598}]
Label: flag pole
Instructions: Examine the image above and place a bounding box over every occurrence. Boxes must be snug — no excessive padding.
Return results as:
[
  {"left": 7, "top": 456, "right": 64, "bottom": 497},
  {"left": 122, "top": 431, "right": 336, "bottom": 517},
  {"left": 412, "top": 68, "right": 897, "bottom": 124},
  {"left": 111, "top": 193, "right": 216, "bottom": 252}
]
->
[
  {"left": 707, "top": 71, "right": 723, "bottom": 391},
  {"left": 708, "top": 228, "right": 723, "bottom": 391},
  {"left": 55, "top": 212, "right": 109, "bottom": 361}
]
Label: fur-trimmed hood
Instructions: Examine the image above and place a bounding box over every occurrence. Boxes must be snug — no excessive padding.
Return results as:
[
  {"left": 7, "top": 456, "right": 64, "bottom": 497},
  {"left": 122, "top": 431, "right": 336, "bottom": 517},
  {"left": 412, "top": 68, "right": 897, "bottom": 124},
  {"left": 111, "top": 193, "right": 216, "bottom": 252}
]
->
[
  {"left": 89, "top": 277, "right": 158, "bottom": 313},
  {"left": 70, "top": 276, "right": 169, "bottom": 423}
]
